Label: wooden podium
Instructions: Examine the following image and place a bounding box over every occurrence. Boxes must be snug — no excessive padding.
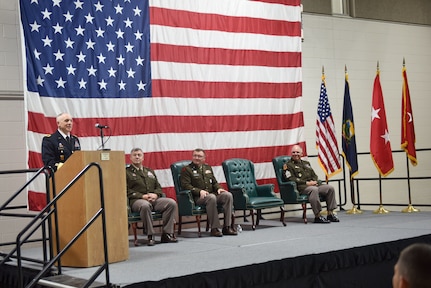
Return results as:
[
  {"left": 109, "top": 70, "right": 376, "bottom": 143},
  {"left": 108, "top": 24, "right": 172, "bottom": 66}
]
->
[{"left": 51, "top": 151, "right": 129, "bottom": 267}]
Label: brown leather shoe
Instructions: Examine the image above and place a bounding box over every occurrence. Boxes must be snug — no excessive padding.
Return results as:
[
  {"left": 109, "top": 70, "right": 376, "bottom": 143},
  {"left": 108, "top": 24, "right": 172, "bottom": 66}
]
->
[
  {"left": 147, "top": 235, "right": 155, "bottom": 246},
  {"left": 161, "top": 233, "right": 178, "bottom": 243},
  {"left": 222, "top": 227, "right": 238, "bottom": 236},
  {"left": 210, "top": 228, "right": 223, "bottom": 237}
]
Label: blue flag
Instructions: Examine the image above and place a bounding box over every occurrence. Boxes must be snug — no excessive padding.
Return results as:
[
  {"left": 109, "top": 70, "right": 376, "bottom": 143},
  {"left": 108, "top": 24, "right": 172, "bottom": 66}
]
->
[{"left": 342, "top": 74, "right": 358, "bottom": 178}]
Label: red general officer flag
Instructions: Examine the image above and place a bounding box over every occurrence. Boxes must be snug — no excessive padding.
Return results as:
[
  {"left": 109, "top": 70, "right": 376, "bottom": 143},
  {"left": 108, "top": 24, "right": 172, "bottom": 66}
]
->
[
  {"left": 370, "top": 68, "right": 394, "bottom": 176},
  {"left": 401, "top": 63, "right": 417, "bottom": 166}
]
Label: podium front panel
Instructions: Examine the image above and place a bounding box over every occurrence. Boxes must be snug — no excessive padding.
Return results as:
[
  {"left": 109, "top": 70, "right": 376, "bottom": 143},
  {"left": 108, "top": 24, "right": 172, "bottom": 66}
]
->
[{"left": 52, "top": 151, "right": 129, "bottom": 267}]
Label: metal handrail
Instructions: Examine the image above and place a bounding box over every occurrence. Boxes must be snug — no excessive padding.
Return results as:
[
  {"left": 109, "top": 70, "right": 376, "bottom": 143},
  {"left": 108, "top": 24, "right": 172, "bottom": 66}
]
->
[
  {"left": 0, "top": 167, "right": 51, "bottom": 267},
  {"left": 351, "top": 148, "right": 431, "bottom": 210},
  {"left": 0, "top": 163, "right": 111, "bottom": 288}
]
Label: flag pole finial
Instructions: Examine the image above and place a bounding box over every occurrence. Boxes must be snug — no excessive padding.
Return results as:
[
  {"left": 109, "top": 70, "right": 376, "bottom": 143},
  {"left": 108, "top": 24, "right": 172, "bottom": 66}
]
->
[
  {"left": 403, "top": 57, "right": 405, "bottom": 67},
  {"left": 377, "top": 61, "right": 379, "bottom": 72},
  {"left": 322, "top": 65, "right": 324, "bottom": 75}
]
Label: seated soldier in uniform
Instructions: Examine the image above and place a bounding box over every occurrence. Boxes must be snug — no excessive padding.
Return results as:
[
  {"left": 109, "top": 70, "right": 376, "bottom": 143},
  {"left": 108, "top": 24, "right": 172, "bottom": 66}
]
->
[
  {"left": 180, "top": 148, "right": 237, "bottom": 237},
  {"left": 283, "top": 145, "right": 340, "bottom": 224},
  {"left": 126, "top": 148, "right": 178, "bottom": 246}
]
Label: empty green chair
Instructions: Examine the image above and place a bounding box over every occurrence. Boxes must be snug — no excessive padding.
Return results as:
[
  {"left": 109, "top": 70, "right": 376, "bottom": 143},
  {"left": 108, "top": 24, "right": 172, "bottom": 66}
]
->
[{"left": 222, "top": 158, "right": 285, "bottom": 230}]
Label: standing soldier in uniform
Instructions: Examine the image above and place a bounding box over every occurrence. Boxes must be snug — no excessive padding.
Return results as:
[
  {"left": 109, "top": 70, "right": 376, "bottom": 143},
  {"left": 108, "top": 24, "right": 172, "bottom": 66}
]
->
[
  {"left": 283, "top": 144, "right": 340, "bottom": 224},
  {"left": 181, "top": 148, "right": 237, "bottom": 237},
  {"left": 41, "top": 112, "right": 81, "bottom": 171},
  {"left": 126, "top": 148, "right": 178, "bottom": 246}
]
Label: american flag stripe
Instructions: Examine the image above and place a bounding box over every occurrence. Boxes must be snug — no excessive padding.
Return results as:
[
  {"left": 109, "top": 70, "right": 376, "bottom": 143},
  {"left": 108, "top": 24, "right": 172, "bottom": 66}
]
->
[
  {"left": 153, "top": 44, "right": 301, "bottom": 67},
  {"left": 316, "top": 118, "right": 340, "bottom": 172},
  {"left": 150, "top": 8, "right": 301, "bottom": 37},
  {"left": 28, "top": 126, "right": 303, "bottom": 155},
  {"left": 23, "top": 0, "right": 303, "bottom": 209},
  {"left": 29, "top": 113, "right": 304, "bottom": 136},
  {"left": 316, "top": 76, "right": 341, "bottom": 178},
  {"left": 151, "top": 26, "right": 300, "bottom": 51},
  {"left": 29, "top": 142, "right": 301, "bottom": 173},
  {"left": 27, "top": 97, "right": 303, "bottom": 128},
  {"left": 151, "top": 62, "right": 300, "bottom": 83},
  {"left": 27, "top": 93, "right": 303, "bottom": 119},
  {"left": 152, "top": 80, "right": 302, "bottom": 98},
  {"left": 151, "top": 1, "right": 302, "bottom": 22}
]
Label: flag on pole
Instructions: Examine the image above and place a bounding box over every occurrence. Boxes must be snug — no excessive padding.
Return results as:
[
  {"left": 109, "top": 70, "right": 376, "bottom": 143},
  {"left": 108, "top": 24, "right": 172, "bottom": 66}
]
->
[
  {"left": 341, "top": 71, "right": 358, "bottom": 178},
  {"left": 401, "top": 62, "right": 417, "bottom": 166},
  {"left": 370, "top": 67, "right": 394, "bottom": 176},
  {"left": 20, "top": 0, "right": 304, "bottom": 210},
  {"left": 316, "top": 71, "right": 341, "bottom": 178}
]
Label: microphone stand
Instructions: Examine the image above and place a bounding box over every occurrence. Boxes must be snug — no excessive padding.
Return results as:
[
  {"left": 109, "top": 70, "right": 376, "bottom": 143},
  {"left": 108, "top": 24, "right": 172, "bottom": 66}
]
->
[{"left": 97, "top": 127, "right": 110, "bottom": 150}]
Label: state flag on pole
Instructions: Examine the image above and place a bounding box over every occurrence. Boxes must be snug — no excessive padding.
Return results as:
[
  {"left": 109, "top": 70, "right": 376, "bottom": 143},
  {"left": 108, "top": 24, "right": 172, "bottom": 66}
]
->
[
  {"left": 316, "top": 72, "right": 341, "bottom": 178},
  {"left": 370, "top": 69, "right": 394, "bottom": 176},
  {"left": 401, "top": 63, "right": 417, "bottom": 166},
  {"left": 341, "top": 72, "right": 358, "bottom": 179}
]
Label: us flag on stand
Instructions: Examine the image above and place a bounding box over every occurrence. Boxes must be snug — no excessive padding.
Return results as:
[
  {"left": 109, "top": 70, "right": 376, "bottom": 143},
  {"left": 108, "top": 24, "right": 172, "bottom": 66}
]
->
[
  {"left": 20, "top": 0, "right": 304, "bottom": 210},
  {"left": 316, "top": 72, "right": 341, "bottom": 178}
]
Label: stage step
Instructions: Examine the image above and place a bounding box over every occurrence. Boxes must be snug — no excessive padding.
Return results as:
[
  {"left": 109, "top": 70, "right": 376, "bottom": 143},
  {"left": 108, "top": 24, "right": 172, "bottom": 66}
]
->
[{"left": 38, "top": 274, "right": 106, "bottom": 288}]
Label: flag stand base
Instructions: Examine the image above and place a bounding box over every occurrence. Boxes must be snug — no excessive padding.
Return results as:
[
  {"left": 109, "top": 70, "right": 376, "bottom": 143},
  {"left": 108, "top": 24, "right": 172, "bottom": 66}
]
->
[
  {"left": 401, "top": 205, "right": 420, "bottom": 213},
  {"left": 373, "top": 205, "right": 390, "bottom": 214},
  {"left": 346, "top": 205, "right": 362, "bottom": 214}
]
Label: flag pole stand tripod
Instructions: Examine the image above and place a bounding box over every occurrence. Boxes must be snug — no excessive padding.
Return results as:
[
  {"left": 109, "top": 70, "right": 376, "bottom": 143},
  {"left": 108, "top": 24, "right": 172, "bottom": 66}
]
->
[
  {"left": 347, "top": 205, "right": 362, "bottom": 214},
  {"left": 401, "top": 155, "right": 420, "bottom": 213},
  {"left": 373, "top": 175, "right": 389, "bottom": 214},
  {"left": 374, "top": 205, "right": 389, "bottom": 214},
  {"left": 346, "top": 178, "right": 362, "bottom": 214},
  {"left": 402, "top": 205, "right": 419, "bottom": 213}
]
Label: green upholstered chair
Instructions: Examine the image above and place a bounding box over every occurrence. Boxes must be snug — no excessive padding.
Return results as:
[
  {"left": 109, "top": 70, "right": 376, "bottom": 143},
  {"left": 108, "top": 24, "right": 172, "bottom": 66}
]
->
[
  {"left": 222, "top": 158, "right": 286, "bottom": 230},
  {"left": 127, "top": 205, "right": 163, "bottom": 246},
  {"left": 170, "top": 160, "right": 235, "bottom": 236},
  {"left": 272, "top": 155, "right": 325, "bottom": 224},
  {"left": 126, "top": 162, "right": 164, "bottom": 246},
  {"left": 170, "top": 160, "right": 208, "bottom": 237}
]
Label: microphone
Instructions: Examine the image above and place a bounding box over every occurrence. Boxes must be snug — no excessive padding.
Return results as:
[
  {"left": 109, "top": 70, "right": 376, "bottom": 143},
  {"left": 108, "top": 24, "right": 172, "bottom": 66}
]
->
[{"left": 95, "top": 123, "right": 109, "bottom": 129}]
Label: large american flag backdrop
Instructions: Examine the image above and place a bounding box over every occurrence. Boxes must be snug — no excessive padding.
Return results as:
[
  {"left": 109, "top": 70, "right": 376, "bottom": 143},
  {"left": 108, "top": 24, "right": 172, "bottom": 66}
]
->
[{"left": 20, "top": 0, "right": 303, "bottom": 211}]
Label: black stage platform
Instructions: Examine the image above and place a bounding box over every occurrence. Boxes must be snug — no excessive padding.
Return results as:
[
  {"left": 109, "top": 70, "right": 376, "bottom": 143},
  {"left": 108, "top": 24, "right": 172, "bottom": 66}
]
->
[{"left": 2, "top": 210, "right": 431, "bottom": 288}]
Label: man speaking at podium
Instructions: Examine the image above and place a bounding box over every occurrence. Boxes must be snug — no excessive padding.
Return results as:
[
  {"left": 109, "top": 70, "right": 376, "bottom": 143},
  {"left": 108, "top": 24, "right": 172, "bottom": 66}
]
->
[{"left": 41, "top": 112, "right": 81, "bottom": 172}]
